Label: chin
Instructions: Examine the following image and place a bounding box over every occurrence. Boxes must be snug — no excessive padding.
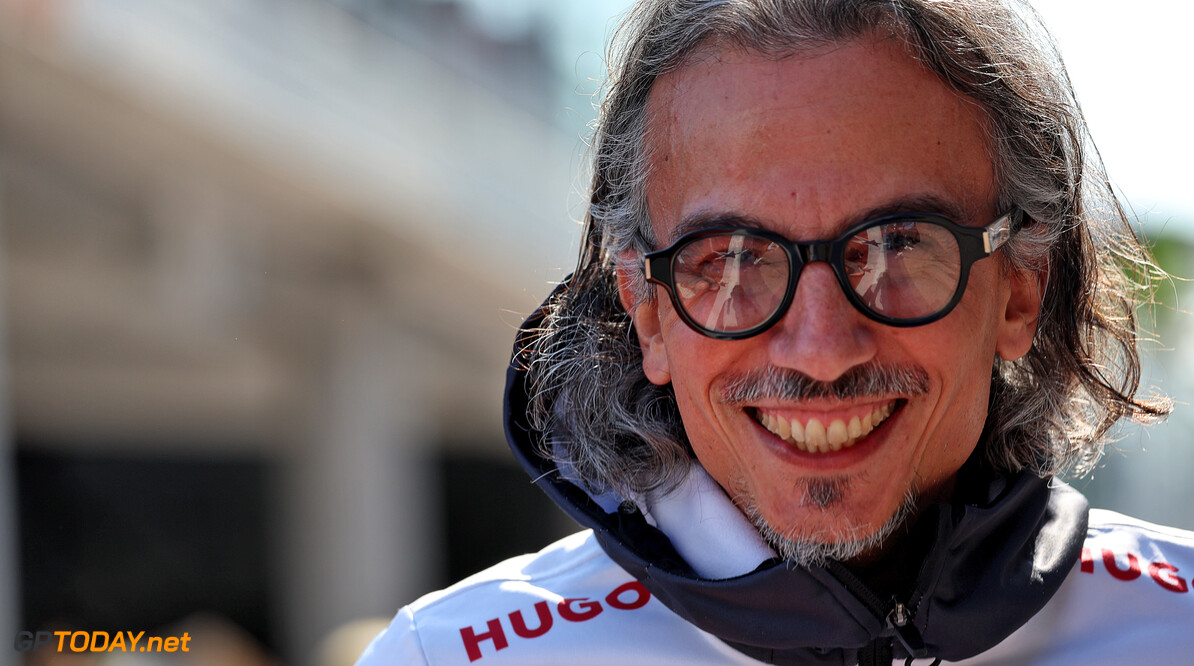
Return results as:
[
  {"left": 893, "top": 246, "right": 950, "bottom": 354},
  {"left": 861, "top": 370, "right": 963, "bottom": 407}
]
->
[{"left": 743, "top": 484, "right": 919, "bottom": 567}]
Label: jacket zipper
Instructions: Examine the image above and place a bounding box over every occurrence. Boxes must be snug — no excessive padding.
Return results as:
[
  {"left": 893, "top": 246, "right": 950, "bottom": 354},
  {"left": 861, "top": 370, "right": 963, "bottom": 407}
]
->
[
  {"left": 824, "top": 561, "right": 928, "bottom": 660},
  {"left": 886, "top": 600, "right": 926, "bottom": 657}
]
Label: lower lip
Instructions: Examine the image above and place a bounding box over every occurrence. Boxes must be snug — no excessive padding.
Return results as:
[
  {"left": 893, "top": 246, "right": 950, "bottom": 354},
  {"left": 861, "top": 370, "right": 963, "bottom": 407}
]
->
[{"left": 749, "top": 402, "right": 902, "bottom": 470}]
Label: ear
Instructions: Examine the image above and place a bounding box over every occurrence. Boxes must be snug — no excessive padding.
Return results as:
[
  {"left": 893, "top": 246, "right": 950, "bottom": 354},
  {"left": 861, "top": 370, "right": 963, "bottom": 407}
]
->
[
  {"left": 616, "top": 251, "right": 672, "bottom": 386},
  {"left": 995, "top": 263, "right": 1045, "bottom": 362}
]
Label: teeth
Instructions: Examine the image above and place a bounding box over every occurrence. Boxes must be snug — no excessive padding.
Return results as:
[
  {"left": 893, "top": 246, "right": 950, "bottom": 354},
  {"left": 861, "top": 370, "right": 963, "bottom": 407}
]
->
[
  {"left": 756, "top": 402, "right": 896, "bottom": 453},
  {"left": 805, "top": 418, "right": 826, "bottom": 452},
  {"left": 774, "top": 413, "right": 791, "bottom": 440},
  {"left": 827, "top": 420, "right": 848, "bottom": 449}
]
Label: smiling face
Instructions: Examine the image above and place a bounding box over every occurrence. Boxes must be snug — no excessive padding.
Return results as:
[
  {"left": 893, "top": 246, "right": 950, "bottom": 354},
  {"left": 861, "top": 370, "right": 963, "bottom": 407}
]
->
[{"left": 619, "top": 36, "right": 1042, "bottom": 561}]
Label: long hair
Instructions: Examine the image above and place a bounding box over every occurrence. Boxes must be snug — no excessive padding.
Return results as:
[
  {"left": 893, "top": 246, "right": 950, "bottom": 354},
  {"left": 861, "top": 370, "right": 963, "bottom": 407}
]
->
[{"left": 524, "top": 0, "right": 1169, "bottom": 498}]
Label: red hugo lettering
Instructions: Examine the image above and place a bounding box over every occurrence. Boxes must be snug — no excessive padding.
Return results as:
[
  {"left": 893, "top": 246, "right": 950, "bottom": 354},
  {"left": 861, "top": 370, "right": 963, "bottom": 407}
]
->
[
  {"left": 1080, "top": 548, "right": 1190, "bottom": 593},
  {"left": 459, "top": 581, "right": 651, "bottom": 662}
]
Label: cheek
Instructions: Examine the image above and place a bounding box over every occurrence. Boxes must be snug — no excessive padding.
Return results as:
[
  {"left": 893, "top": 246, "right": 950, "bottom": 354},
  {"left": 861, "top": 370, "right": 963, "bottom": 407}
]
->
[
  {"left": 655, "top": 321, "right": 711, "bottom": 410},
  {"left": 665, "top": 341, "right": 723, "bottom": 426},
  {"left": 670, "top": 372, "right": 741, "bottom": 483},
  {"left": 908, "top": 316, "right": 1000, "bottom": 480},
  {"left": 936, "top": 380, "right": 991, "bottom": 452},
  {"left": 656, "top": 321, "right": 752, "bottom": 462}
]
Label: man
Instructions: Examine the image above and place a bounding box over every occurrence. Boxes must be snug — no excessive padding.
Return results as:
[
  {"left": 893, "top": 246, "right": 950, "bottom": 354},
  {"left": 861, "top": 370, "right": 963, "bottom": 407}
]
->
[{"left": 360, "top": 0, "right": 1192, "bottom": 664}]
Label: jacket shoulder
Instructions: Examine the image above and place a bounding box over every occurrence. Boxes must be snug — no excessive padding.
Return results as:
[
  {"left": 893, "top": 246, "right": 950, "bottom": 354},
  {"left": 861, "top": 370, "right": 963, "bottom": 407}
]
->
[
  {"left": 413, "top": 530, "right": 611, "bottom": 611},
  {"left": 1086, "top": 507, "right": 1194, "bottom": 549},
  {"left": 967, "top": 509, "right": 1194, "bottom": 665},
  {"left": 356, "top": 531, "right": 606, "bottom": 665},
  {"left": 356, "top": 530, "right": 760, "bottom": 665}
]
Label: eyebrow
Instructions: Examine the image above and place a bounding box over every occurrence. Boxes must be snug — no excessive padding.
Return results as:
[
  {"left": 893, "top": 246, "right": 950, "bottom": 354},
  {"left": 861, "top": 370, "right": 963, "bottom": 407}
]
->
[
  {"left": 670, "top": 212, "right": 769, "bottom": 241},
  {"left": 670, "top": 193, "right": 975, "bottom": 243},
  {"left": 847, "top": 194, "right": 973, "bottom": 228}
]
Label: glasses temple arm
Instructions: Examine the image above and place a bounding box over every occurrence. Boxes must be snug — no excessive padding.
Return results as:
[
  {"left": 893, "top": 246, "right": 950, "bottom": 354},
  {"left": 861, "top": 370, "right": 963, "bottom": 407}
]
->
[{"left": 982, "top": 211, "right": 1016, "bottom": 254}]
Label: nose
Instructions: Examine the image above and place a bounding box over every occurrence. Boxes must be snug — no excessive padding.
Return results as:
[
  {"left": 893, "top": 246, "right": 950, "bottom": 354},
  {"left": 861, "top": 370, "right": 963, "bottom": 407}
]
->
[{"left": 766, "top": 262, "right": 877, "bottom": 381}]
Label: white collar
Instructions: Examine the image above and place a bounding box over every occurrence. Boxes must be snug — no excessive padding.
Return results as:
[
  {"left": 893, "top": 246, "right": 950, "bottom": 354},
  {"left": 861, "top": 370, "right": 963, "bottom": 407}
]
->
[{"left": 639, "top": 462, "right": 777, "bottom": 579}]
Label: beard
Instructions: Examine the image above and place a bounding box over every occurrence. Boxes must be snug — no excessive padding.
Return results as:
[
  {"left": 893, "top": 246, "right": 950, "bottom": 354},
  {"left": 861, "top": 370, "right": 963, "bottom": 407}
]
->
[
  {"left": 718, "top": 363, "right": 929, "bottom": 567},
  {"left": 742, "top": 478, "right": 919, "bottom": 568}
]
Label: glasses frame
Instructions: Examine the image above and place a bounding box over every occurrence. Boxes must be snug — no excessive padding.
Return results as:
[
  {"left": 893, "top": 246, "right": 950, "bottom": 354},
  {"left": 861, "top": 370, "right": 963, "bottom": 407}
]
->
[{"left": 643, "top": 211, "right": 1017, "bottom": 340}]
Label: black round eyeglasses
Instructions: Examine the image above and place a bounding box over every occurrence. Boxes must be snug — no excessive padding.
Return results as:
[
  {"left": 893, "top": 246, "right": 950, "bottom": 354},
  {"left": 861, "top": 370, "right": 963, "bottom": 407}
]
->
[{"left": 643, "top": 211, "right": 1018, "bottom": 340}]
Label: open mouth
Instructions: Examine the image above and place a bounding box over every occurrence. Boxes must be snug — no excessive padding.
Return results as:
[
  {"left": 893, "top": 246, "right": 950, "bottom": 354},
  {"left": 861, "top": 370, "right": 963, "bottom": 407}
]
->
[{"left": 752, "top": 400, "right": 899, "bottom": 453}]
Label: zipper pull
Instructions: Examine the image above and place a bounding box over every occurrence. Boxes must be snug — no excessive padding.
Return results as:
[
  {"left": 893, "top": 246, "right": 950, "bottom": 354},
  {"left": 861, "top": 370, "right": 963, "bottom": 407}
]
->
[{"left": 886, "top": 601, "right": 927, "bottom": 659}]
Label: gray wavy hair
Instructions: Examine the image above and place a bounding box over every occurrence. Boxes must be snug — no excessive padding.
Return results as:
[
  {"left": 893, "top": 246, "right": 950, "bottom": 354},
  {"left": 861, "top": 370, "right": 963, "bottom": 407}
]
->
[{"left": 524, "top": 0, "right": 1169, "bottom": 498}]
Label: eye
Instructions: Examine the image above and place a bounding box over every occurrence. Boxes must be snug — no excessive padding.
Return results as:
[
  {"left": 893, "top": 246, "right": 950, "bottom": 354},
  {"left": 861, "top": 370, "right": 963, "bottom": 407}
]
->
[
  {"left": 677, "top": 235, "right": 759, "bottom": 276},
  {"left": 672, "top": 233, "right": 785, "bottom": 299},
  {"left": 882, "top": 222, "right": 922, "bottom": 253},
  {"left": 681, "top": 248, "right": 756, "bottom": 292},
  {"left": 712, "top": 247, "right": 763, "bottom": 265}
]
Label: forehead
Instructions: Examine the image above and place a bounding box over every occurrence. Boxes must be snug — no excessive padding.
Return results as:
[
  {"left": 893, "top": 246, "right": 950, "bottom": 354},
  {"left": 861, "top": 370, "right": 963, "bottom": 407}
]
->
[{"left": 643, "top": 37, "right": 996, "bottom": 243}]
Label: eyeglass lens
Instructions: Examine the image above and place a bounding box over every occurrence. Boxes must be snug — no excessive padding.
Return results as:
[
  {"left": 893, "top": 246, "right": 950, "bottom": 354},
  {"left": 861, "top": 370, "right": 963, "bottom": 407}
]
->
[{"left": 671, "top": 220, "right": 962, "bottom": 334}]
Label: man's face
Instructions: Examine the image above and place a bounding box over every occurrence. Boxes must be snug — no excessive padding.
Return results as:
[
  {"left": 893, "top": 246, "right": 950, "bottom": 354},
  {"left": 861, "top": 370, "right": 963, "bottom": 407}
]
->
[{"left": 621, "top": 37, "right": 1041, "bottom": 559}]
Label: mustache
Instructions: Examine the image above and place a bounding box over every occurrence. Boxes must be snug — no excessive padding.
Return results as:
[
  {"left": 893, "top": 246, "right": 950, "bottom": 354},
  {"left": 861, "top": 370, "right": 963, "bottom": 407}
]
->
[{"left": 720, "top": 363, "right": 929, "bottom": 405}]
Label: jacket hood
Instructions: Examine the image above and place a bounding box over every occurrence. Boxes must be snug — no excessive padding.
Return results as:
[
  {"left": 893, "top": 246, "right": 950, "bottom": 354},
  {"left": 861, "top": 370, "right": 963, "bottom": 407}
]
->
[{"left": 504, "top": 298, "right": 1089, "bottom": 665}]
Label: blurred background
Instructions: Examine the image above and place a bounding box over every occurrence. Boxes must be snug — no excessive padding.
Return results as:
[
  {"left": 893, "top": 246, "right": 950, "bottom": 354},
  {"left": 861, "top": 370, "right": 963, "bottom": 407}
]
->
[{"left": 0, "top": 0, "right": 1189, "bottom": 664}]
